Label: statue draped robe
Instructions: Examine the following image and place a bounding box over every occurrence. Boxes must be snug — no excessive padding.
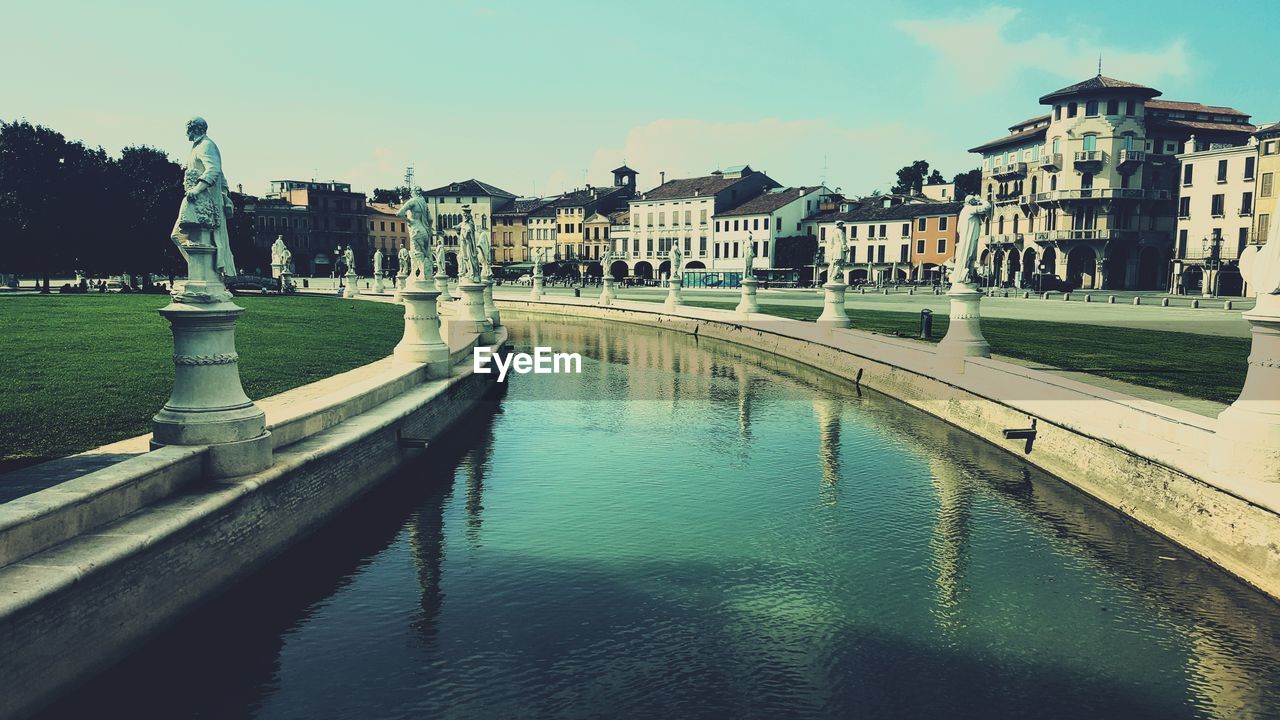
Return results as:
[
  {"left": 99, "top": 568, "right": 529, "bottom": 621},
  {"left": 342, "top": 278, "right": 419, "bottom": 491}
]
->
[{"left": 172, "top": 135, "right": 235, "bottom": 275}]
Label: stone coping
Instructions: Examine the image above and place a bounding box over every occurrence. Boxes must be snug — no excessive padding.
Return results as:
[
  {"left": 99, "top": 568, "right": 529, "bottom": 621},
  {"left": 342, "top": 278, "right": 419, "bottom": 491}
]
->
[
  {"left": 0, "top": 320, "right": 487, "bottom": 570},
  {"left": 494, "top": 295, "right": 1280, "bottom": 518}
]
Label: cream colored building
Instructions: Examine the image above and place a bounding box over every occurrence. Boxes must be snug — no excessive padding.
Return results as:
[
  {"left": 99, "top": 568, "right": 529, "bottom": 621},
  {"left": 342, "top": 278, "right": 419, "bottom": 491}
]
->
[
  {"left": 969, "top": 74, "right": 1254, "bottom": 291},
  {"left": 1174, "top": 141, "right": 1258, "bottom": 296},
  {"left": 421, "top": 179, "right": 517, "bottom": 272}
]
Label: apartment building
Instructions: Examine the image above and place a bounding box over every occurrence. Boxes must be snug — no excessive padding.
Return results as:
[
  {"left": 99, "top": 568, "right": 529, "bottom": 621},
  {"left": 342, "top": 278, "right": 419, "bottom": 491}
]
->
[
  {"left": 806, "top": 196, "right": 961, "bottom": 284},
  {"left": 264, "top": 179, "right": 369, "bottom": 275},
  {"left": 492, "top": 197, "right": 556, "bottom": 264},
  {"left": 711, "top": 186, "right": 828, "bottom": 272},
  {"left": 968, "top": 74, "right": 1254, "bottom": 291},
  {"left": 1174, "top": 141, "right": 1258, "bottom": 295},
  {"left": 366, "top": 202, "right": 410, "bottom": 273},
  {"left": 421, "top": 179, "right": 517, "bottom": 260},
  {"left": 1255, "top": 123, "right": 1280, "bottom": 251},
  {"left": 621, "top": 165, "right": 780, "bottom": 280}
]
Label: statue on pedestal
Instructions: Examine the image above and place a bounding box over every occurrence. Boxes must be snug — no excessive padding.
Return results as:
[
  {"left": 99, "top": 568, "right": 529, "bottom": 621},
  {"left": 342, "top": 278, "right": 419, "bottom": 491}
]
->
[
  {"left": 950, "top": 195, "right": 990, "bottom": 286},
  {"left": 433, "top": 243, "right": 447, "bottom": 277},
  {"left": 477, "top": 229, "right": 493, "bottom": 278},
  {"left": 743, "top": 231, "right": 756, "bottom": 274},
  {"left": 827, "top": 223, "right": 847, "bottom": 282},
  {"left": 669, "top": 242, "right": 683, "bottom": 280},
  {"left": 344, "top": 245, "right": 356, "bottom": 275},
  {"left": 533, "top": 247, "right": 546, "bottom": 273},
  {"left": 1240, "top": 220, "right": 1280, "bottom": 298},
  {"left": 397, "top": 241, "right": 411, "bottom": 279},
  {"left": 456, "top": 206, "right": 482, "bottom": 283},
  {"left": 270, "top": 235, "right": 287, "bottom": 278},
  {"left": 280, "top": 246, "right": 292, "bottom": 274},
  {"left": 171, "top": 117, "right": 235, "bottom": 280},
  {"left": 397, "top": 190, "right": 434, "bottom": 280},
  {"left": 373, "top": 247, "right": 384, "bottom": 276}
]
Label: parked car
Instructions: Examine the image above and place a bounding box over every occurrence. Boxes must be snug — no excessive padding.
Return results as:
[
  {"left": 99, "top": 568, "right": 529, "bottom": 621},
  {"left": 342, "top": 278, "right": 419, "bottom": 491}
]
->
[
  {"left": 1029, "top": 273, "right": 1070, "bottom": 292},
  {"left": 104, "top": 278, "right": 123, "bottom": 293},
  {"left": 225, "top": 275, "right": 279, "bottom": 292}
]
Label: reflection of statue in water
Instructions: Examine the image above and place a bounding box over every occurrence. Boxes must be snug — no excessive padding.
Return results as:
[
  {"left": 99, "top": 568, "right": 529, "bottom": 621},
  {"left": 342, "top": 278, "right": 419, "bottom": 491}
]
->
[
  {"left": 951, "top": 195, "right": 990, "bottom": 286},
  {"left": 397, "top": 190, "right": 435, "bottom": 279},
  {"left": 171, "top": 116, "right": 236, "bottom": 277}
]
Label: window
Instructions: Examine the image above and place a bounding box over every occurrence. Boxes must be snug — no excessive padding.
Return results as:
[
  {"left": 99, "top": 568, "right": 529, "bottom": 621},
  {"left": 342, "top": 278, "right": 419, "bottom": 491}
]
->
[
  {"left": 646, "top": 212, "right": 653, "bottom": 226},
  {"left": 1178, "top": 196, "right": 1191, "bottom": 218},
  {"left": 1085, "top": 100, "right": 1098, "bottom": 116},
  {"left": 849, "top": 247, "right": 857, "bottom": 264},
  {"left": 1266, "top": 141, "right": 1278, "bottom": 155},
  {"left": 1125, "top": 100, "right": 1135, "bottom": 116},
  {"left": 1240, "top": 227, "right": 1250, "bottom": 255},
  {"left": 917, "top": 218, "right": 926, "bottom": 232},
  {"left": 659, "top": 212, "right": 666, "bottom": 226},
  {"left": 684, "top": 210, "right": 691, "bottom": 226},
  {"left": 1183, "top": 164, "right": 1194, "bottom": 186},
  {"left": 1052, "top": 137, "right": 1060, "bottom": 154},
  {"left": 1178, "top": 230, "right": 1188, "bottom": 258},
  {"left": 820, "top": 227, "right": 826, "bottom": 241},
  {"left": 753, "top": 218, "right": 759, "bottom": 231},
  {"left": 850, "top": 226, "right": 858, "bottom": 238},
  {"left": 916, "top": 239, "right": 926, "bottom": 254},
  {"left": 939, "top": 216, "right": 949, "bottom": 231},
  {"left": 1054, "top": 105, "right": 1062, "bottom": 121},
  {"left": 878, "top": 224, "right": 887, "bottom": 237},
  {"left": 1242, "top": 191, "right": 1254, "bottom": 215},
  {"left": 1259, "top": 214, "right": 1271, "bottom": 242},
  {"left": 1218, "top": 159, "right": 1229, "bottom": 183},
  {"left": 1211, "top": 194, "right": 1225, "bottom": 217},
  {"left": 937, "top": 238, "right": 946, "bottom": 254},
  {"left": 901, "top": 223, "right": 910, "bottom": 237},
  {"left": 775, "top": 217, "right": 781, "bottom": 232},
  {"left": 1245, "top": 156, "right": 1256, "bottom": 181},
  {"left": 700, "top": 209, "right": 707, "bottom": 224},
  {"left": 1067, "top": 102, "right": 1077, "bottom": 118},
  {"left": 699, "top": 237, "right": 707, "bottom": 255},
  {"left": 1083, "top": 135, "right": 1097, "bottom": 152},
  {"left": 900, "top": 245, "right": 909, "bottom": 263},
  {"left": 715, "top": 220, "right": 721, "bottom": 232},
  {"left": 1106, "top": 99, "right": 1118, "bottom": 115}
]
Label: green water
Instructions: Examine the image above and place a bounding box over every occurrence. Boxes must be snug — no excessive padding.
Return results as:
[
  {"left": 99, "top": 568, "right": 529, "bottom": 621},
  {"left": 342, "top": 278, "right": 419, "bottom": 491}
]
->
[{"left": 47, "top": 314, "right": 1280, "bottom": 719}]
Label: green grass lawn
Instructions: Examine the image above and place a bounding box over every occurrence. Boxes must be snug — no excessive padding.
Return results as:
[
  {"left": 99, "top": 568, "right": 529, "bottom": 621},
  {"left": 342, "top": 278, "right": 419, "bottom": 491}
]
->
[
  {"left": 640, "top": 298, "right": 1248, "bottom": 405},
  {"left": 0, "top": 294, "right": 404, "bottom": 468}
]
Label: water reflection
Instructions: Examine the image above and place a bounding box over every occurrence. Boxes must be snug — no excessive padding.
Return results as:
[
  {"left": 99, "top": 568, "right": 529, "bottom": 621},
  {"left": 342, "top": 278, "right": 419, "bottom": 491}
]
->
[{"left": 43, "top": 313, "right": 1280, "bottom": 720}]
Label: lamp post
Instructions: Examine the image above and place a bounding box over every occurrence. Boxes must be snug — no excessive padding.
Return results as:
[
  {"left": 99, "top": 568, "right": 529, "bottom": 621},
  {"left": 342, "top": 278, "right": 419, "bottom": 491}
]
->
[{"left": 1202, "top": 231, "right": 1223, "bottom": 298}]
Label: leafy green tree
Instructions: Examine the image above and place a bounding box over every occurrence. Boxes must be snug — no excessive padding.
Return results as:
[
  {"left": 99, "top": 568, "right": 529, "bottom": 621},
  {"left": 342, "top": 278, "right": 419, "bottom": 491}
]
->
[
  {"left": 891, "top": 160, "right": 931, "bottom": 195},
  {"left": 113, "top": 145, "right": 183, "bottom": 283},
  {"left": 371, "top": 186, "right": 410, "bottom": 204},
  {"left": 0, "top": 121, "right": 72, "bottom": 290},
  {"left": 952, "top": 168, "right": 982, "bottom": 200}
]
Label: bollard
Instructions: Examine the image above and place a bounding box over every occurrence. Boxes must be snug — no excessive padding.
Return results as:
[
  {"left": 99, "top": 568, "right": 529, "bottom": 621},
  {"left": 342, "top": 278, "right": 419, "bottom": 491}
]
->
[
  {"left": 1108, "top": 295, "right": 1116, "bottom": 304},
  {"left": 1191, "top": 298, "right": 1200, "bottom": 309},
  {"left": 908, "top": 287, "right": 915, "bottom": 295},
  {"left": 574, "top": 287, "right": 581, "bottom": 298},
  {"left": 920, "top": 308, "right": 933, "bottom": 339},
  {"left": 1161, "top": 298, "right": 1170, "bottom": 307},
  {"left": 860, "top": 287, "right": 867, "bottom": 294},
  {"left": 1133, "top": 297, "right": 1141, "bottom": 306},
  {"left": 1042, "top": 292, "right": 1051, "bottom": 300},
  {"left": 1224, "top": 300, "right": 1234, "bottom": 310},
  {"left": 1084, "top": 294, "right": 1092, "bottom": 303},
  {"left": 1023, "top": 291, "right": 1030, "bottom": 299},
  {"left": 1064, "top": 293, "right": 1072, "bottom": 301},
  {"left": 883, "top": 288, "right": 889, "bottom": 295}
]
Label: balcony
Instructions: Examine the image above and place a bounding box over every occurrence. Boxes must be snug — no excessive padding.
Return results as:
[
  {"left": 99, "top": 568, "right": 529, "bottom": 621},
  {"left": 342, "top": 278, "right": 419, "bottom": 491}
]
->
[
  {"left": 991, "top": 161, "right": 1028, "bottom": 180},
  {"left": 1073, "top": 150, "right": 1105, "bottom": 171},
  {"left": 1040, "top": 153, "right": 1063, "bottom": 171},
  {"left": 1032, "top": 188, "right": 1171, "bottom": 204},
  {"left": 1117, "top": 149, "right": 1146, "bottom": 170},
  {"left": 1032, "top": 229, "right": 1133, "bottom": 242}
]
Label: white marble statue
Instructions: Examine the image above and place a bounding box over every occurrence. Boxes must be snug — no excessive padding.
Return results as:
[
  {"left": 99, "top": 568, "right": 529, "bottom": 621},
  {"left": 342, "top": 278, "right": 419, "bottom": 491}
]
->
[
  {"left": 669, "top": 242, "right": 683, "bottom": 280},
  {"left": 396, "top": 191, "right": 434, "bottom": 279},
  {"left": 432, "top": 243, "right": 447, "bottom": 277},
  {"left": 270, "top": 235, "right": 287, "bottom": 275},
  {"left": 344, "top": 245, "right": 356, "bottom": 275},
  {"left": 477, "top": 229, "right": 493, "bottom": 277},
  {"left": 601, "top": 248, "right": 613, "bottom": 268},
  {"left": 456, "top": 206, "right": 482, "bottom": 282},
  {"left": 532, "top": 247, "right": 546, "bottom": 275},
  {"left": 280, "top": 246, "right": 292, "bottom": 274},
  {"left": 171, "top": 116, "right": 235, "bottom": 276},
  {"left": 743, "top": 231, "right": 756, "bottom": 273},
  {"left": 951, "top": 195, "right": 991, "bottom": 286},
  {"left": 397, "top": 241, "right": 410, "bottom": 277},
  {"left": 373, "top": 248, "right": 384, "bottom": 276},
  {"left": 826, "top": 224, "right": 847, "bottom": 281}
]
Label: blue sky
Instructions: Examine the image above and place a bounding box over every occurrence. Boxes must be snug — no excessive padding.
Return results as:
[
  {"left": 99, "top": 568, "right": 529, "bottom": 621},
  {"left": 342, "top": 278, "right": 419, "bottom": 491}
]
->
[{"left": 2, "top": 0, "right": 1276, "bottom": 199}]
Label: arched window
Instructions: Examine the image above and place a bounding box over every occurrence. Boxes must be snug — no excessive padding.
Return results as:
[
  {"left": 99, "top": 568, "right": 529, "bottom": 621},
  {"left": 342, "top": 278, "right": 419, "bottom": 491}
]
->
[
  {"left": 1083, "top": 134, "right": 1097, "bottom": 152},
  {"left": 1050, "top": 175, "right": 1058, "bottom": 191},
  {"left": 1052, "top": 137, "right": 1061, "bottom": 154},
  {"left": 1030, "top": 177, "right": 1038, "bottom": 195}
]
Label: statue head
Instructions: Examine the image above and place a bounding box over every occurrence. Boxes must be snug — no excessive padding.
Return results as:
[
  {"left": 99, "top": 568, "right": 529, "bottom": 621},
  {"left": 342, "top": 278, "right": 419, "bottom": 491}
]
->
[{"left": 186, "top": 116, "right": 208, "bottom": 141}]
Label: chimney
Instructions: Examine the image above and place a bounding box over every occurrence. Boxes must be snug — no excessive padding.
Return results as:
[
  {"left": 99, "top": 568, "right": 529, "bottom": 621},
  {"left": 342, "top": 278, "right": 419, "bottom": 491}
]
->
[
  {"left": 660, "top": 171, "right": 666, "bottom": 185},
  {"left": 1184, "top": 134, "right": 1198, "bottom": 154},
  {"left": 694, "top": 189, "right": 700, "bottom": 197},
  {"left": 237, "top": 183, "right": 243, "bottom": 194}
]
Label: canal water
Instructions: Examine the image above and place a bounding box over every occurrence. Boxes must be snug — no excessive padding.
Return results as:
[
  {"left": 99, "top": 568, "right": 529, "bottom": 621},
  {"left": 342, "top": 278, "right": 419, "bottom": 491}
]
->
[{"left": 45, "top": 314, "right": 1280, "bottom": 719}]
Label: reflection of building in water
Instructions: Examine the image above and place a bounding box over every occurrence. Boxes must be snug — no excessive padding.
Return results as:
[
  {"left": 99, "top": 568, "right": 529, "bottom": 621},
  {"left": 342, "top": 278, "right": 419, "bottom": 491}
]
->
[
  {"left": 812, "top": 396, "right": 841, "bottom": 507},
  {"left": 924, "top": 451, "right": 973, "bottom": 633},
  {"left": 407, "top": 484, "right": 451, "bottom": 644},
  {"left": 736, "top": 361, "right": 753, "bottom": 442}
]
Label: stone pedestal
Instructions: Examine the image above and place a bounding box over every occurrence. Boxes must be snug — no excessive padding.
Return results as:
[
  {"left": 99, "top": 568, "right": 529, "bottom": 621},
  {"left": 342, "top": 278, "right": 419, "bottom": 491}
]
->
[
  {"left": 373, "top": 271, "right": 385, "bottom": 294},
  {"left": 270, "top": 262, "right": 283, "bottom": 280},
  {"left": 455, "top": 280, "right": 495, "bottom": 343},
  {"left": 1212, "top": 295, "right": 1280, "bottom": 484},
  {"left": 599, "top": 276, "right": 616, "bottom": 306},
  {"left": 483, "top": 277, "right": 501, "bottom": 329},
  {"left": 736, "top": 277, "right": 761, "bottom": 316},
  {"left": 395, "top": 280, "right": 450, "bottom": 377},
  {"left": 531, "top": 274, "right": 544, "bottom": 299},
  {"left": 936, "top": 282, "right": 991, "bottom": 374},
  {"left": 816, "top": 281, "right": 851, "bottom": 328},
  {"left": 665, "top": 276, "right": 684, "bottom": 309},
  {"left": 396, "top": 269, "right": 408, "bottom": 291},
  {"left": 152, "top": 245, "right": 271, "bottom": 479},
  {"left": 280, "top": 271, "right": 294, "bottom": 294},
  {"left": 342, "top": 270, "right": 358, "bottom": 298}
]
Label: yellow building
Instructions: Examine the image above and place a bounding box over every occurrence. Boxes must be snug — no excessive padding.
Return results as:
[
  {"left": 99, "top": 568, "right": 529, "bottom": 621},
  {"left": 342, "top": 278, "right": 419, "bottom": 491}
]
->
[{"left": 1255, "top": 122, "right": 1280, "bottom": 246}]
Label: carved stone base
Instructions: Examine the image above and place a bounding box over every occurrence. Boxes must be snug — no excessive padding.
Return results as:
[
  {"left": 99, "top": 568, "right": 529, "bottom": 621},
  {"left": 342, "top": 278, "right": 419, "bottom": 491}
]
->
[
  {"left": 342, "top": 270, "right": 358, "bottom": 298},
  {"left": 531, "top": 275, "right": 544, "bottom": 299},
  {"left": 665, "top": 278, "right": 684, "bottom": 309},
  {"left": 455, "top": 280, "right": 495, "bottom": 344},
  {"left": 483, "top": 278, "right": 501, "bottom": 329},
  {"left": 936, "top": 282, "right": 991, "bottom": 374},
  {"left": 171, "top": 244, "right": 232, "bottom": 304},
  {"left": 152, "top": 300, "right": 271, "bottom": 478},
  {"left": 1212, "top": 296, "right": 1280, "bottom": 483},
  {"left": 599, "top": 277, "right": 616, "bottom": 306},
  {"left": 736, "top": 278, "right": 761, "bottom": 316},
  {"left": 817, "top": 282, "right": 851, "bottom": 328},
  {"left": 373, "top": 271, "right": 385, "bottom": 294},
  {"left": 435, "top": 273, "right": 451, "bottom": 314},
  {"left": 280, "top": 271, "right": 294, "bottom": 294},
  {"left": 395, "top": 285, "right": 450, "bottom": 377}
]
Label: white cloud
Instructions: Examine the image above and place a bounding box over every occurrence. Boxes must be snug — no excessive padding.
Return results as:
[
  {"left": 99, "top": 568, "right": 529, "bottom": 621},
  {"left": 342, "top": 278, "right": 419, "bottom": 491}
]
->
[
  {"left": 897, "top": 6, "right": 1190, "bottom": 92},
  {"left": 581, "top": 117, "right": 928, "bottom": 199}
]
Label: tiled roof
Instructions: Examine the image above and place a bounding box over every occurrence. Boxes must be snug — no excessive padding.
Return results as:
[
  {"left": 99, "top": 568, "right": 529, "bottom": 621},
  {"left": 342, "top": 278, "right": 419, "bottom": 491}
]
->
[
  {"left": 612, "top": 164, "right": 636, "bottom": 174},
  {"left": 1039, "top": 75, "right": 1160, "bottom": 104},
  {"left": 421, "top": 178, "right": 517, "bottom": 199},
  {"left": 807, "top": 200, "right": 963, "bottom": 225},
  {"left": 1255, "top": 122, "right": 1280, "bottom": 138},
  {"left": 367, "top": 201, "right": 400, "bottom": 216},
  {"left": 494, "top": 197, "right": 557, "bottom": 216},
  {"left": 608, "top": 210, "right": 630, "bottom": 225},
  {"left": 1009, "top": 113, "right": 1051, "bottom": 132},
  {"left": 718, "top": 187, "right": 821, "bottom": 217},
  {"left": 968, "top": 125, "right": 1047, "bottom": 153},
  {"left": 640, "top": 171, "right": 777, "bottom": 201},
  {"left": 1147, "top": 100, "right": 1249, "bottom": 117},
  {"left": 1148, "top": 118, "right": 1256, "bottom": 135}
]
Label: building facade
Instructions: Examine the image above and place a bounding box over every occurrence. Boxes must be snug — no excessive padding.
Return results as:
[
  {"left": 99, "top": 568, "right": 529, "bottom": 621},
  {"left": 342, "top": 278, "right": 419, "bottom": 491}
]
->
[
  {"left": 265, "top": 180, "right": 369, "bottom": 275},
  {"left": 1174, "top": 141, "right": 1258, "bottom": 296},
  {"left": 968, "top": 75, "right": 1254, "bottom": 291},
  {"left": 1255, "top": 123, "right": 1280, "bottom": 250},
  {"left": 492, "top": 197, "right": 556, "bottom": 265},
  {"left": 711, "top": 186, "right": 828, "bottom": 273},
  {"left": 366, "top": 202, "right": 410, "bottom": 274},
  {"left": 806, "top": 196, "right": 961, "bottom": 284},
  {"left": 421, "top": 179, "right": 516, "bottom": 273}
]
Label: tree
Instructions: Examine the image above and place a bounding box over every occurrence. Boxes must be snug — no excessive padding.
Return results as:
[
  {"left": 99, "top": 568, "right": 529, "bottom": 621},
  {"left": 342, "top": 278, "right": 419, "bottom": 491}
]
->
[
  {"left": 371, "top": 186, "right": 410, "bottom": 204},
  {"left": 891, "top": 160, "right": 931, "bottom": 195},
  {"left": 952, "top": 168, "right": 982, "bottom": 201},
  {"left": 927, "top": 169, "right": 945, "bottom": 185},
  {"left": 0, "top": 121, "right": 71, "bottom": 290},
  {"left": 113, "top": 145, "right": 184, "bottom": 282}
]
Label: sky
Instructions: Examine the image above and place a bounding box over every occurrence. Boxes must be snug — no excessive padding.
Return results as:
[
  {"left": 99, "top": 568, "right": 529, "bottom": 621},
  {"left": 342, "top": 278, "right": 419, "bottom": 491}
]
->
[{"left": 2, "top": 0, "right": 1277, "bottom": 200}]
